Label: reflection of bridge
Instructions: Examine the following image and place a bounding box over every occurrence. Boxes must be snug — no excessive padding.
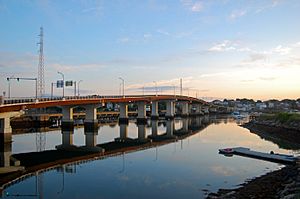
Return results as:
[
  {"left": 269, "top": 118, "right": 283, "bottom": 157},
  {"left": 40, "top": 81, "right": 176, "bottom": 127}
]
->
[{"left": 0, "top": 116, "right": 210, "bottom": 194}]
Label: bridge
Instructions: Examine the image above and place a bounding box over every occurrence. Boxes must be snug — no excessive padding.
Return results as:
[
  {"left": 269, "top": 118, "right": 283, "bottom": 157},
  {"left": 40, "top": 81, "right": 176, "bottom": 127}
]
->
[{"left": 0, "top": 95, "right": 210, "bottom": 143}]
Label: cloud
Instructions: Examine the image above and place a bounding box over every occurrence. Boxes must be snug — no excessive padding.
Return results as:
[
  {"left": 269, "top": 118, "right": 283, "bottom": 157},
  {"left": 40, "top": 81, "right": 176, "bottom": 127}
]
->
[
  {"left": 143, "top": 33, "right": 152, "bottom": 39},
  {"left": 259, "top": 76, "right": 277, "bottom": 81},
  {"left": 156, "top": 29, "right": 170, "bottom": 36},
  {"left": 208, "top": 40, "right": 239, "bottom": 52},
  {"left": 247, "top": 53, "right": 268, "bottom": 62},
  {"left": 118, "top": 37, "right": 130, "bottom": 43},
  {"left": 229, "top": 9, "right": 247, "bottom": 20},
  {"left": 272, "top": 45, "right": 291, "bottom": 55},
  {"left": 181, "top": 0, "right": 203, "bottom": 12}
]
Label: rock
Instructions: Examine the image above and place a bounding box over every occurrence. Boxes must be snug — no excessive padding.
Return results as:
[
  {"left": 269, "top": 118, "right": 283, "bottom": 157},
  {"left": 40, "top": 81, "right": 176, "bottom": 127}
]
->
[{"left": 282, "top": 194, "right": 296, "bottom": 199}]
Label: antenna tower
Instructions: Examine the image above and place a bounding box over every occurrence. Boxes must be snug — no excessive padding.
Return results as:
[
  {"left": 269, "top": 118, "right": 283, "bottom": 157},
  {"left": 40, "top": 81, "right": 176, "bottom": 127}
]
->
[{"left": 37, "top": 26, "right": 45, "bottom": 97}]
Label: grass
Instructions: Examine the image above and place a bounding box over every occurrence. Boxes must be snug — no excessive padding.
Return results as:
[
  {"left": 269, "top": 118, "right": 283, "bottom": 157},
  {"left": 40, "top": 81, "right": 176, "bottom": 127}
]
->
[{"left": 258, "top": 112, "right": 300, "bottom": 124}]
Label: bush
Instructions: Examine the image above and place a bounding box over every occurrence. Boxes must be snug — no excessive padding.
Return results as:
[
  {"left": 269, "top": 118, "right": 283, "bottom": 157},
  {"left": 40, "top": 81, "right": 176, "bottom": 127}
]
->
[{"left": 275, "top": 112, "right": 300, "bottom": 124}]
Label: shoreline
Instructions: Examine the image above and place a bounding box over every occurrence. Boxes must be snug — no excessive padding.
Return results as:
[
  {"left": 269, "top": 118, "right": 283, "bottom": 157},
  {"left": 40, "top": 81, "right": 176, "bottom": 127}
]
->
[{"left": 207, "top": 120, "right": 300, "bottom": 199}]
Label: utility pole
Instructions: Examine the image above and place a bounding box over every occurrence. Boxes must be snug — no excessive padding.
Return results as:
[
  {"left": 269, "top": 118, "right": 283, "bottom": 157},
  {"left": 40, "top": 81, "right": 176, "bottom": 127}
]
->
[
  {"left": 37, "top": 26, "right": 45, "bottom": 98},
  {"left": 180, "top": 78, "right": 182, "bottom": 96}
]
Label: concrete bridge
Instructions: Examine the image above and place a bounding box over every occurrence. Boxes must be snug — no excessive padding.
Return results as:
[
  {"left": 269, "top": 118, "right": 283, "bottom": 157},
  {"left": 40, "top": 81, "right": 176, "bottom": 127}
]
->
[{"left": 0, "top": 95, "right": 210, "bottom": 143}]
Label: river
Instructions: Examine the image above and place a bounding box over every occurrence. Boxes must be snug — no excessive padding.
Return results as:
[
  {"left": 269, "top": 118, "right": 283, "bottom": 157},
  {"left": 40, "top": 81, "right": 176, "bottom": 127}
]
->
[{"left": 2, "top": 115, "right": 299, "bottom": 199}]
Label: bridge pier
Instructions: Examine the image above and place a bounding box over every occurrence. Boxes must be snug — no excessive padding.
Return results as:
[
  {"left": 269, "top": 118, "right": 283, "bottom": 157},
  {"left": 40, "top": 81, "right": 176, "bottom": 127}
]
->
[
  {"left": 137, "top": 124, "right": 150, "bottom": 143},
  {"left": 178, "top": 101, "right": 189, "bottom": 117},
  {"left": 56, "top": 130, "right": 76, "bottom": 151},
  {"left": 61, "top": 106, "right": 74, "bottom": 130},
  {"left": 84, "top": 104, "right": 98, "bottom": 132},
  {"left": 0, "top": 111, "right": 23, "bottom": 143},
  {"left": 151, "top": 101, "right": 159, "bottom": 119},
  {"left": 165, "top": 100, "right": 175, "bottom": 119},
  {"left": 166, "top": 120, "right": 176, "bottom": 139},
  {"left": 195, "top": 104, "right": 202, "bottom": 116},
  {"left": 151, "top": 120, "right": 158, "bottom": 137},
  {"left": 182, "top": 118, "right": 189, "bottom": 133},
  {"left": 115, "top": 123, "right": 130, "bottom": 142},
  {"left": 84, "top": 129, "right": 104, "bottom": 152},
  {"left": 137, "top": 101, "right": 147, "bottom": 124},
  {"left": 119, "top": 103, "right": 128, "bottom": 124}
]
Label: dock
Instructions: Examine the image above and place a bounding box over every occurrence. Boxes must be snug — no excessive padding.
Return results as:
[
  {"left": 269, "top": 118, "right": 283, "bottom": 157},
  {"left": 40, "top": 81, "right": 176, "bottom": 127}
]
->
[{"left": 219, "top": 147, "right": 299, "bottom": 164}]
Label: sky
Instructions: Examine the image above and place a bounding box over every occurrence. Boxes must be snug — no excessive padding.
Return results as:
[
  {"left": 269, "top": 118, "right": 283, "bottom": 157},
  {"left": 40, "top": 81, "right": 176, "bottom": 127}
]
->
[{"left": 0, "top": 0, "right": 300, "bottom": 100}]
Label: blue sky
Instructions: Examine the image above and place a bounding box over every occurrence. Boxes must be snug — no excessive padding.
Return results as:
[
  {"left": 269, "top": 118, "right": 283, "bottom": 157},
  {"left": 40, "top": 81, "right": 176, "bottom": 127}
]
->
[{"left": 1, "top": 0, "right": 300, "bottom": 100}]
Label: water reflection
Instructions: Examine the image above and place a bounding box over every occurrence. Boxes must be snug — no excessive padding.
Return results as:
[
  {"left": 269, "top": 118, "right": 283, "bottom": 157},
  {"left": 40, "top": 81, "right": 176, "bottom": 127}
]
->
[{"left": 1, "top": 116, "right": 300, "bottom": 199}]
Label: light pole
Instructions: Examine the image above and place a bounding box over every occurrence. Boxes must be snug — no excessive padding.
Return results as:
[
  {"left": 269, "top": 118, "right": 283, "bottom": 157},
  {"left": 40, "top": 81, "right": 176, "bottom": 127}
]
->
[
  {"left": 119, "top": 77, "right": 125, "bottom": 98},
  {"left": 6, "top": 77, "right": 37, "bottom": 99},
  {"left": 57, "top": 71, "right": 65, "bottom": 98},
  {"left": 77, "top": 80, "right": 83, "bottom": 97},
  {"left": 153, "top": 81, "right": 157, "bottom": 96}
]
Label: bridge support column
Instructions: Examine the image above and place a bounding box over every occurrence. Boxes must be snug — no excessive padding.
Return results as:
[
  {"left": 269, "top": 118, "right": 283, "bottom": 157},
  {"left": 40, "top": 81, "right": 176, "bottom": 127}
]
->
[
  {"left": 195, "top": 104, "right": 202, "bottom": 116},
  {"left": 0, "top": 138, "right": 12, "bottom": 167},
  {"left": 182, "top": 118, "right": 189, "bottom": 133},
  {"left": 138, "top": 124, "right": 150, "bottom": 143},
  {"left": 61, "top": 106, "right": 74, "bottom": 130},
  {"left": 84, "top": 129, "right": 104, "bottom": 152},
  {"left": 115, "top": 123, "right": 129, "bottom": 142},
  {"left": 165, "top": 101, "right": 175, "bottom": 119},
  {"left": 151, "top": 101, "right": 159, "bottom": 119},
  {"left": 166, "top": 120, "right": 176, "bottom": 139},
  {"left": 151, "top": 120, "right": 158, "bottom": 137},
  {"left": 137, "top": 101, "right": 147, "bottom": 124},
  {"left": 84, "top": 104, "right": 98, "bottom": 132},
  {"left": 56, "top": 130, "right": 76, "bottom": 151},
  {"left": 179, "top": 102, "right": 189, "bottom": 117},
  {"left": 0, "top": 111, "right": 23, "bottom": 143},
  {"left": 0, "top": 118, "right": 12, "bottom": 143},
  {"left": 119, "top": 103, "right": 128, "bottom": 124}
]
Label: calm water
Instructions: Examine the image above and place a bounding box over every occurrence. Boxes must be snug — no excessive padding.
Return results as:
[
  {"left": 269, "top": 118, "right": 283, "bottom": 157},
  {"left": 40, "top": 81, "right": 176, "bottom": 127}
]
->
[{"left": 2, "top": 116, "right": 300, "bottom": 199}]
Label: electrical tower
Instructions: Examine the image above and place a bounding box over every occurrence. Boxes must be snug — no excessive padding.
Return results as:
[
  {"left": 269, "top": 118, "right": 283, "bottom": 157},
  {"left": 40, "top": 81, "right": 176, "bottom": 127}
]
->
[{"left": 37, "top": 26, "right": 45, "bottom": 97}]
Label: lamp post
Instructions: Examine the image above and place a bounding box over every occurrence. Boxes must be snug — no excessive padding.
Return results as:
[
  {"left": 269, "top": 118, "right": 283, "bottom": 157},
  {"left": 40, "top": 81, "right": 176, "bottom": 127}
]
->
[
  {"left": 119, "top": 77, "right": 125, "bottom": 98},
  {"left": 6, "top": 77, "right": 37, "bottom": 99},
  {"left": 77, "top": 80, "right": 83, "bottom": 97},
  {"left": 57, "top": 71, "right": 65, "bottom": 98},
  {"left": 153, "top": 81, "right": 157, "bottom": 96}
]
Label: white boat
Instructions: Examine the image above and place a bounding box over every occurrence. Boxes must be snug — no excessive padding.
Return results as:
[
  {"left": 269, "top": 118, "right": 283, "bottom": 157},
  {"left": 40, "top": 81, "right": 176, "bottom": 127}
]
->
[{"left": 219, "top": 147, "right": 298, "bottom": 164}]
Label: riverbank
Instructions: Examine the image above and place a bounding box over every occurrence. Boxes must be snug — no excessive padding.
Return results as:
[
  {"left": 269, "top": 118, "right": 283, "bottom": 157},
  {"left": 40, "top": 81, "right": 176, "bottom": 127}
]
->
[{"left": 207, "top": 117, "right": 300, "bottom": 199}]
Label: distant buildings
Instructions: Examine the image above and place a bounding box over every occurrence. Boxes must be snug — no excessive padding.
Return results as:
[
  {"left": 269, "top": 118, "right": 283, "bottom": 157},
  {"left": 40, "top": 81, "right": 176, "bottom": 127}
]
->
[{"left": 212, "top": 98, "right": 300, "bottom": 113}]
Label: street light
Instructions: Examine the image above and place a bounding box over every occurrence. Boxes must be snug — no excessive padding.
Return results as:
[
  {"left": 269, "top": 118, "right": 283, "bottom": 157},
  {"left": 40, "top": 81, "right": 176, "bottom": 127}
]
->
[
  {"left": 77, "top": 80, "right": 83, "bottom": 97},
  {"left": 153, "top": 81, "right": 157, "bottom": 96},
  {"left": 57, "top": 71, "right": 65, "bottom": 98},
  {"left": 119, "top": 77, "right": 125, "bottom": 98},
  {"left": 6, "top": 77, "right": 37, "bottom": 99}
]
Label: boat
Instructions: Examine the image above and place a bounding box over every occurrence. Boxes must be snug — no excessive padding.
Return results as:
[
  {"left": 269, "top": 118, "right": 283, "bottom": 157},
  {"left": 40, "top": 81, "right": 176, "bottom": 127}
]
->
[{"left": 219, "top": 147, "right": 299, "bottom": 164}]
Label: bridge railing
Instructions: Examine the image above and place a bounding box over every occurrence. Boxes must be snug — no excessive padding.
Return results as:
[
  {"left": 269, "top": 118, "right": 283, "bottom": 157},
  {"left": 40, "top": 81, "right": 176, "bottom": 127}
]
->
[{"left": 1, "top": 94, "right": 202, "bottom": 105}]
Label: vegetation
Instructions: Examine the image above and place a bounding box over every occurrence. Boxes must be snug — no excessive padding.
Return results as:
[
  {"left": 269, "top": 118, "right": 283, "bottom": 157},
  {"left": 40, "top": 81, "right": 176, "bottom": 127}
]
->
[{"left": 258, "top": 112, "right": 300, "bottom": 124}]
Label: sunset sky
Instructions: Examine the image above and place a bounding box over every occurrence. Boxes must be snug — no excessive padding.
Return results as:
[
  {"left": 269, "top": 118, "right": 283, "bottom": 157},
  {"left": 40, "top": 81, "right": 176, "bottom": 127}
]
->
[{"left": 0, "top": 0, "right": 300, "bottom": 100}]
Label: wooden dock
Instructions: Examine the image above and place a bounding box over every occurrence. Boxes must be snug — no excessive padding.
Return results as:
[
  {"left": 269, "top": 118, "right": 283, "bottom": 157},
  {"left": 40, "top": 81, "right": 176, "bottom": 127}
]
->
[{"left": 219, "top": 147, "right": 299, "bottom": 164}]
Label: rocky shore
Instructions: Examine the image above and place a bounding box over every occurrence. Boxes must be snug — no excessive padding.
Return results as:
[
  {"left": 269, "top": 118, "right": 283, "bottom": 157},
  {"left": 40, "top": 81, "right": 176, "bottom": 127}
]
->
[{"left": 207, "top": 118, "right": 300, "bottom": 199}]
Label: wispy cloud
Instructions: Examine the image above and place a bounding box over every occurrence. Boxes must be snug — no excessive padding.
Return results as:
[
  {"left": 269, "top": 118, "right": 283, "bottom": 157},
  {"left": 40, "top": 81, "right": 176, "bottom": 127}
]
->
[
  {"left": 272, "top": 45, "right": 291, "bottom": 55},
  {"left": 156, "top": 29, "right": 170, "bottom": 36},
  {"left": 229, "top": 9, "right": 247, "bottom": 20},
  {"left": 208, "top": 40, "right": 242, "bottom": 52},
  {"left": 181, "top": 0, "right": 203, "bottom": 12},
  {"left": 259, "top": 76, "right": 277, "bottom": 81},
  {"left": 118, "top": 37, "right": 130, "bottom": 43}
]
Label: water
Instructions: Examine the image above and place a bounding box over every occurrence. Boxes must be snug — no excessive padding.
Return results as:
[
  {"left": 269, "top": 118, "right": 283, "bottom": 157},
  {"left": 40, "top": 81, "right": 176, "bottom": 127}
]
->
[{"left": 2, "top": 116, "right": 299, "bottom": 199}]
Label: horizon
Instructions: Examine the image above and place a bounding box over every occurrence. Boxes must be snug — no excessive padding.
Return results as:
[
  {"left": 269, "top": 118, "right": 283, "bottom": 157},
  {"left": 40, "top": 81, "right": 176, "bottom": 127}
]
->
[{"left": 0, "top": 0, "right": 300, "bottom": 100}]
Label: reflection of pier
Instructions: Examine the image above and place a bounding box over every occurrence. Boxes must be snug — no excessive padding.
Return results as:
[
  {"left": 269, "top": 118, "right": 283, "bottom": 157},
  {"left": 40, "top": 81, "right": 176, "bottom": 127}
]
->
[{"left": 0, "top": 116, "right": 211, "bottom": 195}]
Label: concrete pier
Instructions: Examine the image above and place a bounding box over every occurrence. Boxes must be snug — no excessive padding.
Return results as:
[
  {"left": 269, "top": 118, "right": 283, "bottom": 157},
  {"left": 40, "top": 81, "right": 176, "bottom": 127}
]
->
[
  {"left": 165, "top": 101, "right": 175, "bottom": 119},
  {"left": 137, "top": 101, "right": 147, "bottom": 124},
  {"left": 151, "top": 101, "right": 159, "bottom": 119},
  {"left": 0, "top": 111, "right": 23, "bottom": 143},
  {"left": 84, "top": 104, "right": 99, "bottom": 132},
  {"left": 166, "top": 120, "right": 176, "bottom": 139},
  {"left": 61, "top": 106, "right": 74, "bottom": 130},
  {"left": 119, "top": 103, "right": 129, "bottom": 124},
  {"left": 151, "top": 120, "right": 159, "bottom": 137},
  {"left": 179, "top": 101, "right": 189, "bottom": 117}
]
